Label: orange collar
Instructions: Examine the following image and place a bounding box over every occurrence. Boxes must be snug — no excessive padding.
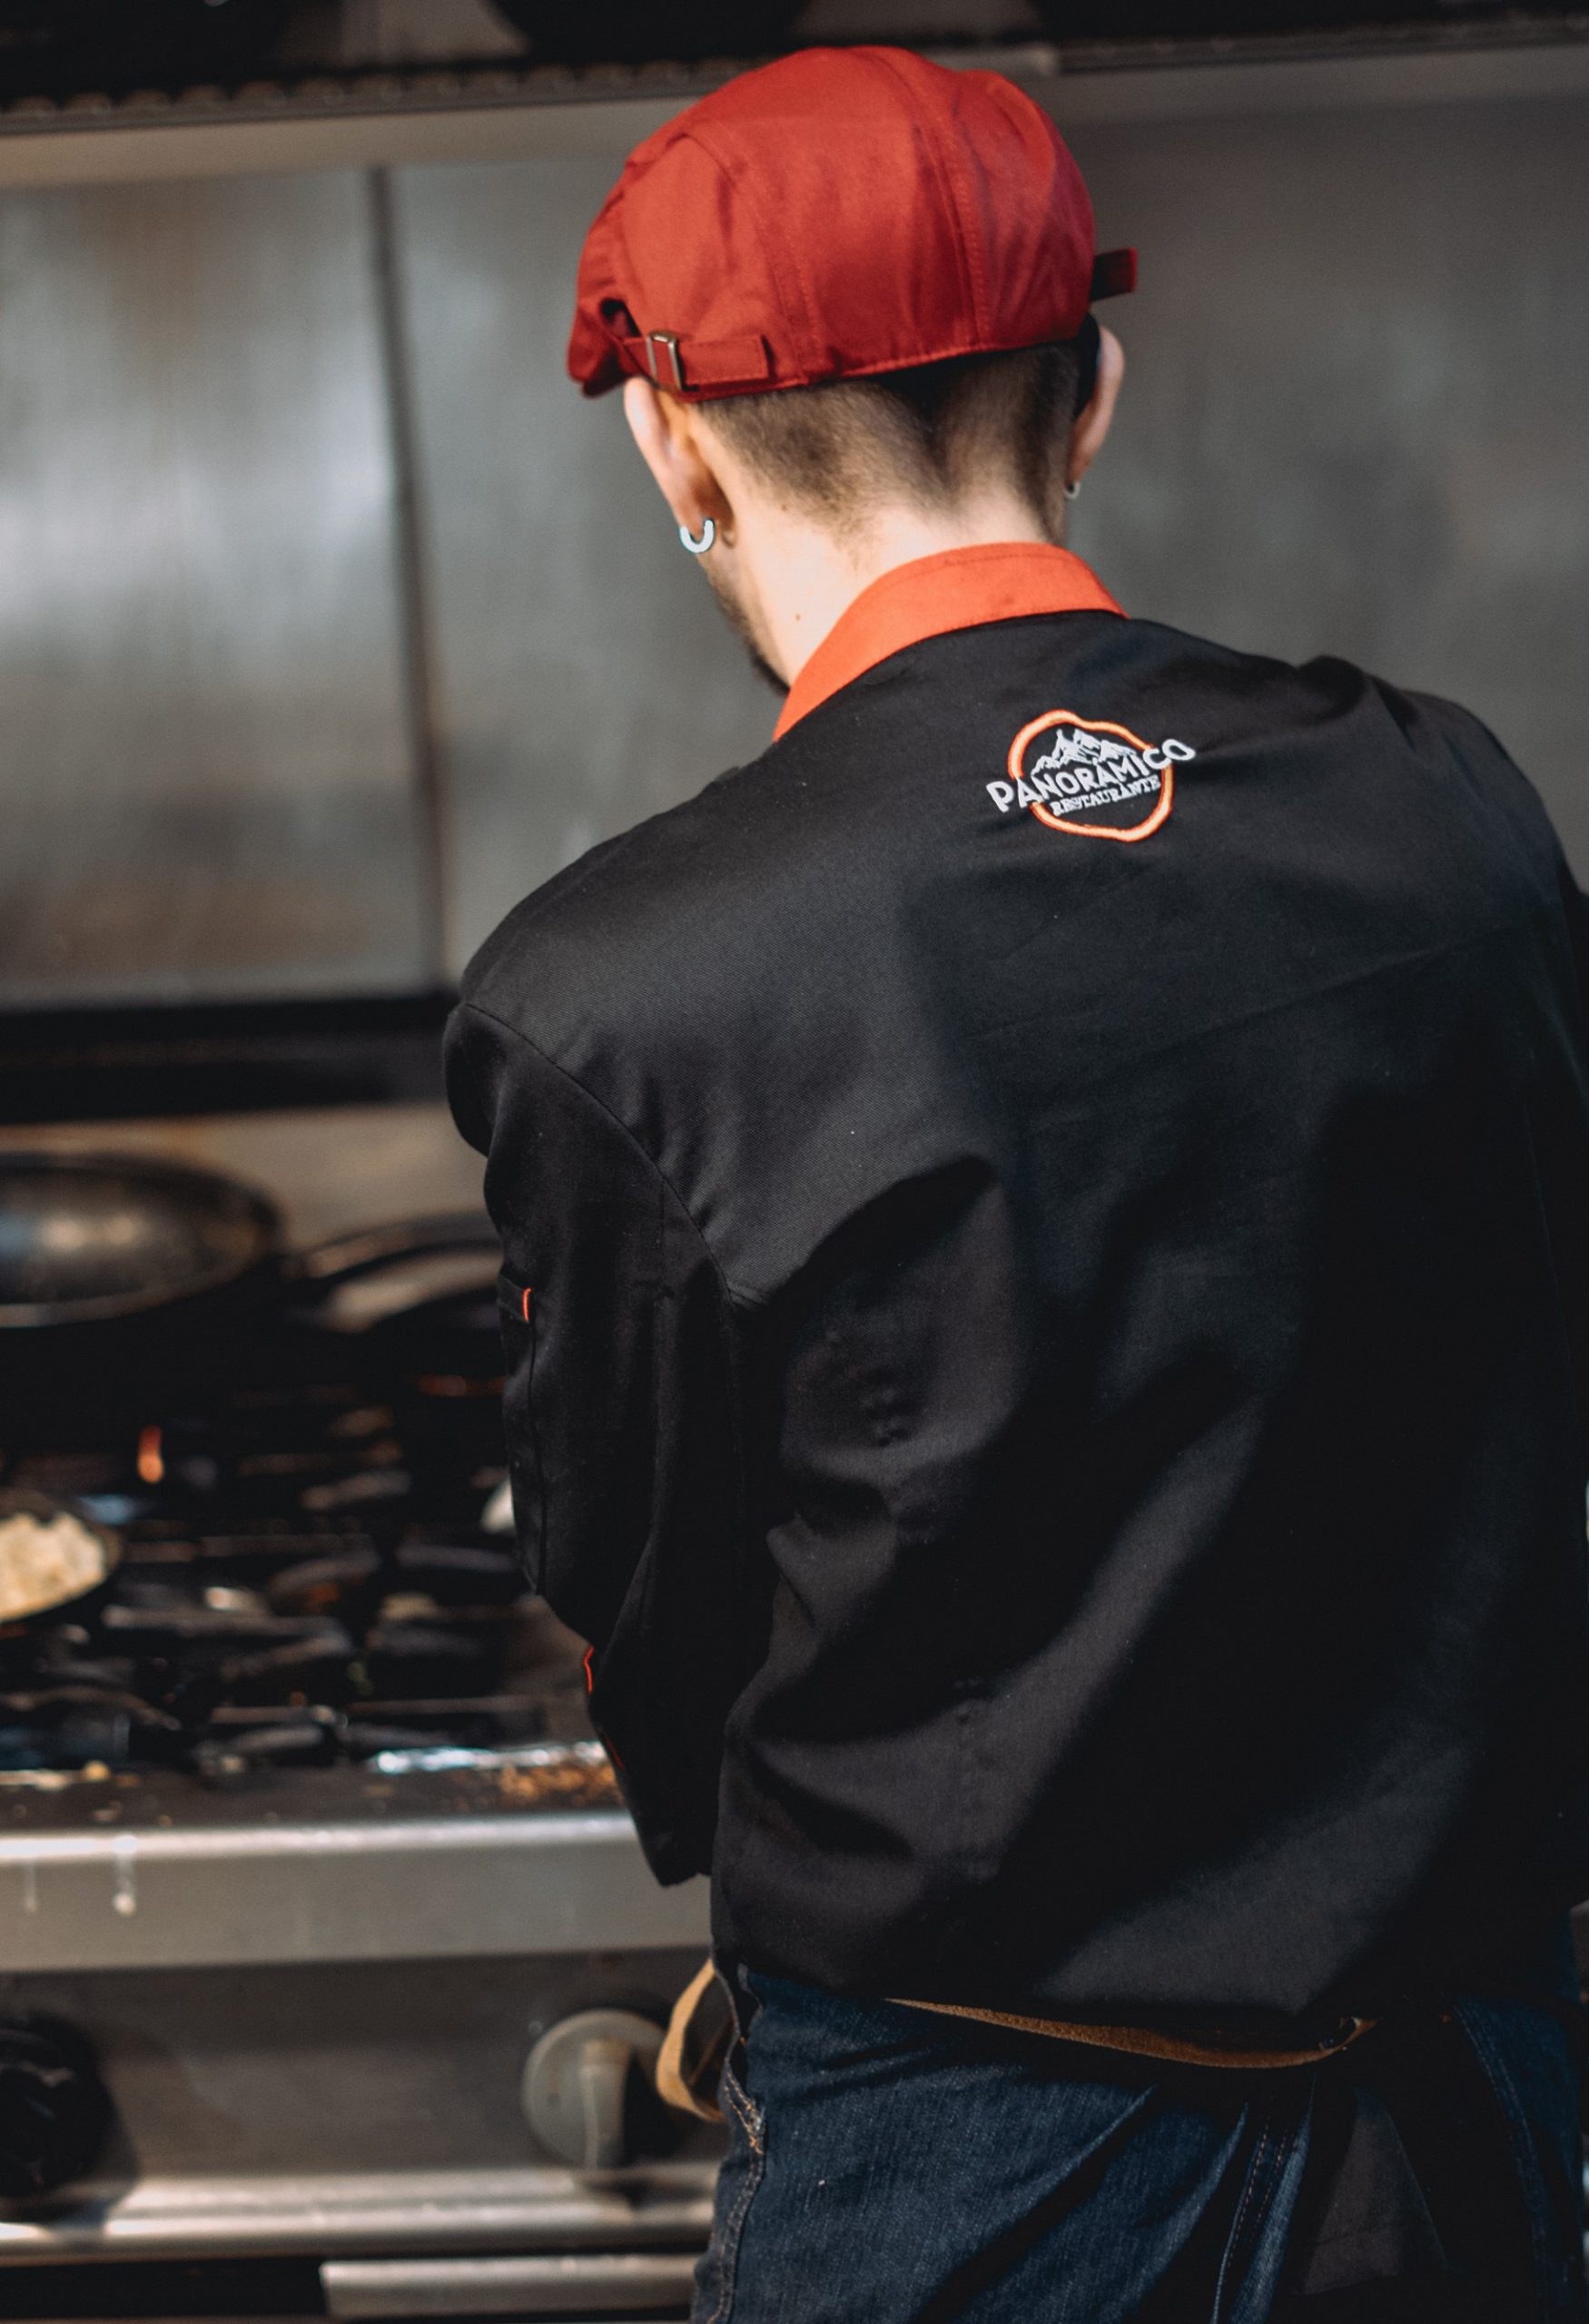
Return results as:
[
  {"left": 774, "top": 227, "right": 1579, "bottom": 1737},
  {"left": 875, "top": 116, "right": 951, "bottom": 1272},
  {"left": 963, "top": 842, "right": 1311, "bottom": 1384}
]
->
[{"left": 773, "top": 542, "right": 1124, "bottom": 740}]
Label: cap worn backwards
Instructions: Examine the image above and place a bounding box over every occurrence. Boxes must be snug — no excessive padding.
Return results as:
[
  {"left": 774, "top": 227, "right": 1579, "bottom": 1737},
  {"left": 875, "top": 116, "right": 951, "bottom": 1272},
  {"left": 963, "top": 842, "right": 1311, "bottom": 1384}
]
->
[{"left": 567, "top": 45, "right": 1135, "bottom": 404}]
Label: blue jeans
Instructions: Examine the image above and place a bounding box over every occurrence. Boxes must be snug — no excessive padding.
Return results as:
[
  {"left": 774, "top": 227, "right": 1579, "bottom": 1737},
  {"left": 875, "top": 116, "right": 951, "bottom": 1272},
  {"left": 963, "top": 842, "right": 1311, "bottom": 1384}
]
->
[{"left": 693, "top": 1956, "right": 1586, "bottom": 2323}]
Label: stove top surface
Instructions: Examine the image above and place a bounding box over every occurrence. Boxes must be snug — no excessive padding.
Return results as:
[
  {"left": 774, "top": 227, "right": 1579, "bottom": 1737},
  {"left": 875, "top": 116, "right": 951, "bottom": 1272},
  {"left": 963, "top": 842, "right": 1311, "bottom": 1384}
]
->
[
  {"left": 0, "top": 1739, "right": 621, "bottom": 1834},
  {"left": 0, "top": 1267, "right": 603, "bottom": 1820}
]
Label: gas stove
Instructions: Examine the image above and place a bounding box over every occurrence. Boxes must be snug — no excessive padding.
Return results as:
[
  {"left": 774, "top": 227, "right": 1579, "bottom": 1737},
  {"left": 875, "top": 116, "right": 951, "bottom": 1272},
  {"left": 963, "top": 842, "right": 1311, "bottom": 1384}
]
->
[
  {"left": 0, "top": 1236, "right": 715, "bottom": 2322},
  {"left": 0, "top": 1242, "right": 600, "bottom": 1775}
]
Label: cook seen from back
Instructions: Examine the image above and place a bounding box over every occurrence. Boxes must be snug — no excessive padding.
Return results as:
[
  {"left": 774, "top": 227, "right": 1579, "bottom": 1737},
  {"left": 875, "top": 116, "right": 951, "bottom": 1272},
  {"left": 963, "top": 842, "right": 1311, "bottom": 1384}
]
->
[{"left": 447, "top": 47, "right": 1589, "bottom": 2323}]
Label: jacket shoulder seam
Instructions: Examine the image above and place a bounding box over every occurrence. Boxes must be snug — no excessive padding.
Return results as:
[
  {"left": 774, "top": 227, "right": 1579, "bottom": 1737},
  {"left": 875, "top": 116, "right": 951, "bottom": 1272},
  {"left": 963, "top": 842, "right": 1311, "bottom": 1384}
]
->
[{"left": 452, "top": 997, "right": 765, "bottom": 1310}]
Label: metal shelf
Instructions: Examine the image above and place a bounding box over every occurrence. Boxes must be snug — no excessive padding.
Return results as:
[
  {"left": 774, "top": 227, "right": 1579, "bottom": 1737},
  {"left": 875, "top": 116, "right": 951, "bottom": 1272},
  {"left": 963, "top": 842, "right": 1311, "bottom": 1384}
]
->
[{"left": 0, "top": 13, "right": 1586, "bottom": 142}]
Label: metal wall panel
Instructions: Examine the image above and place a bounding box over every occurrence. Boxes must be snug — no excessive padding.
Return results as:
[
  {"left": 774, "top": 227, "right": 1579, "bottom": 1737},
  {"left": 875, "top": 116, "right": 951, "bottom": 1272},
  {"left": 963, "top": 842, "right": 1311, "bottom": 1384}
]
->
[
  {"left": 1061, "top": 90, "right": 1589, "bottom": 868},
  {"left": 0, "top": 171, "right": 430, "bottom": 1004},
  {"left": 390, "top": 158, "right": 779, "bottom": 978}
]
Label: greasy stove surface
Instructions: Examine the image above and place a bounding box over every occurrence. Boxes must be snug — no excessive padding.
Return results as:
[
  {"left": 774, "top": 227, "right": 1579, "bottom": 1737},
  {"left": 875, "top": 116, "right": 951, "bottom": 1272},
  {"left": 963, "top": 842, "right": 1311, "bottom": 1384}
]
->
[
  {"left": 0, "top": 1264, "right": 604, "bottom": 1823},
  {"left": 0, "top": 1743, "right": 621, "bottom": 1834}
]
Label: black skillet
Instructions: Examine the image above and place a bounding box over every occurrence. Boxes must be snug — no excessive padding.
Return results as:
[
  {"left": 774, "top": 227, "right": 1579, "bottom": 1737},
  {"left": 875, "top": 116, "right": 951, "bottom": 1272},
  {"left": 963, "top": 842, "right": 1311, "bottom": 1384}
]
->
[{"left": 0, "top": 1152, "right": 497, "bottom": 1439}]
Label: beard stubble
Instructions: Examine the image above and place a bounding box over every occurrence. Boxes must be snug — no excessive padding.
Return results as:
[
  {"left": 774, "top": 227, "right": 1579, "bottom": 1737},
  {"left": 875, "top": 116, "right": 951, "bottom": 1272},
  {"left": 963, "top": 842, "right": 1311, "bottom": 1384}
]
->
[{"left": 702, "top": 556, "right": 787, "bottom": 701}]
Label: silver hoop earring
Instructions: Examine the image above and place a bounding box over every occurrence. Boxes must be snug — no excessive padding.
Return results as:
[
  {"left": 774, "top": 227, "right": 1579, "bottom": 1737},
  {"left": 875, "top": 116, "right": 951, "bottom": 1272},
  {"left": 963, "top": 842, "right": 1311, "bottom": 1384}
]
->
[
  {"left": 1063, "top": 479, "right": 1082, "bottom": 503},
  {"left": 679, "top": 517, "right": 716, "bottom": 555}
]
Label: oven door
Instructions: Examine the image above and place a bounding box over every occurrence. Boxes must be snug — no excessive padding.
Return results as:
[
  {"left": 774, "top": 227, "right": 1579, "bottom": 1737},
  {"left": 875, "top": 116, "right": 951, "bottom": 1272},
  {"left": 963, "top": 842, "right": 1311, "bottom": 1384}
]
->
[{"left": 0, "top": 1816, "right": 718, "bottom": 2322}]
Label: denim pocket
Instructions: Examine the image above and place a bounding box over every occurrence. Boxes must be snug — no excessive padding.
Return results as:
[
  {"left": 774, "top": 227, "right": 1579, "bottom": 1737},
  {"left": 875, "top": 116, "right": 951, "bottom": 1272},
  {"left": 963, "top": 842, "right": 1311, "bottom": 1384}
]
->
[
  {"left": 692, "top": 2054, "right": 766, "bottom": 2324},
  {"left": 1449, "top": 1990, "right": 1588, "bottom": 2319}
]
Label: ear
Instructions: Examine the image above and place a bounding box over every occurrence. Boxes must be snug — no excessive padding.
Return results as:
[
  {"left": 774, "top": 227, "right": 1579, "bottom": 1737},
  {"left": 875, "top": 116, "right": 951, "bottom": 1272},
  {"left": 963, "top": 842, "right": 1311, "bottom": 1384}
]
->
[
  {"left": 622, "top": 376, "right": 734, "bottom": 541},
  {"left": 1067, "top": 324, "right": 1124, "bottom": 489}
]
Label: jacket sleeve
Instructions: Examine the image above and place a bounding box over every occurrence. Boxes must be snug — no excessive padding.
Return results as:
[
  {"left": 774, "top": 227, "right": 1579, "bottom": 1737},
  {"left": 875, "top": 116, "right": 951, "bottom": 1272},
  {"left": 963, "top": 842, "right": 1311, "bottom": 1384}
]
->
[{"left": 444, "top": 998, "right": 748, "bottom": 1883}]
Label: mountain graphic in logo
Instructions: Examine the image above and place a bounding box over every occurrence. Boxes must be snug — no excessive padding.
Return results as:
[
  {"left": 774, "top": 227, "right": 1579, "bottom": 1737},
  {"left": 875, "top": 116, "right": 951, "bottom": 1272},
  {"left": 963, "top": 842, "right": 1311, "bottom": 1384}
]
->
[{"left": 989, "top": 710, "right": 1195, "bottom": 842}]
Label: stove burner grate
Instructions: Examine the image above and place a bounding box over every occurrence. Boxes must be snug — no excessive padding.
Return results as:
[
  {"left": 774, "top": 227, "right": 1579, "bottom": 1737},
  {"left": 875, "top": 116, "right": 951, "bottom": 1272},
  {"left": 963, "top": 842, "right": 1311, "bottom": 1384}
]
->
[{"left": 0, "top": 1291, "right": 591, "bottom": 1787}]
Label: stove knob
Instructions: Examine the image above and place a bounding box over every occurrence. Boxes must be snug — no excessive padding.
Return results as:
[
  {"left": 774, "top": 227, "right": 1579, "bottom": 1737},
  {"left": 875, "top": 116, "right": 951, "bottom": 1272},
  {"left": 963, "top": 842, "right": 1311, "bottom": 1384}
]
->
[
  {"left": 0, "top": 2021, "right": 111, "bottom": 2199},
  {"left": 520, "top": 2008, "right": 667, "bottom": 2170}
]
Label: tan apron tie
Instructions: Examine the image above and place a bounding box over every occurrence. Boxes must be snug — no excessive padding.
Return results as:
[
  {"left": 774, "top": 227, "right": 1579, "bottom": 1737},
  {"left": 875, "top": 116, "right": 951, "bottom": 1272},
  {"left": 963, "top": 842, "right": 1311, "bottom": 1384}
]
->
[
  {"left": 656, "top": 1956, "right": 731, "bottom": 2123},
  {"left": 654, "top": 1955, "right": 1377, "bottom": 2124},
  {"left": 892, "top": 1995, "right": 1377, "bottom": 2071}
]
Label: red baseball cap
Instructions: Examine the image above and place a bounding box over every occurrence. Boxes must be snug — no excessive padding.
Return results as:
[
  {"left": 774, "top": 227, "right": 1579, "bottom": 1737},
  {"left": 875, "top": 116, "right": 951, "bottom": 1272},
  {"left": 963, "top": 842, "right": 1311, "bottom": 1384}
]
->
[{"left": 567, "top": 45, "right": 1134, "bottom": 403}]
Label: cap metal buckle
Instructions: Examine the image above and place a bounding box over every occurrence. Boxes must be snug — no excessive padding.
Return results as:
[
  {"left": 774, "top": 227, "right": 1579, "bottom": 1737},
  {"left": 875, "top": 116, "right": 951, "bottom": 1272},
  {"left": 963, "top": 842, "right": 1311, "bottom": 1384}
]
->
[{"left": 644, "top": 331, "right": 686, "bottom": 391}]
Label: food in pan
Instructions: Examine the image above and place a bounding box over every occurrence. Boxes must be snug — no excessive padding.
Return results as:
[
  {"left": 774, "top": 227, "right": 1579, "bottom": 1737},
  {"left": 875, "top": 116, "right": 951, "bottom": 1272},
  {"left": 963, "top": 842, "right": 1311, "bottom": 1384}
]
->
[{"left": 0, "top": 1509, "right": 107, "bottom": 1620}]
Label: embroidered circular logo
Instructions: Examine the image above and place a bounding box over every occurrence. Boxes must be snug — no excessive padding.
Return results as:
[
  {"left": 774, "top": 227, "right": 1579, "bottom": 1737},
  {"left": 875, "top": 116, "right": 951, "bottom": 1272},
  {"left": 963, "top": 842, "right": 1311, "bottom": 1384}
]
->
[{"left": 989, "top": 710, "right": 1196, "bottom": 842}]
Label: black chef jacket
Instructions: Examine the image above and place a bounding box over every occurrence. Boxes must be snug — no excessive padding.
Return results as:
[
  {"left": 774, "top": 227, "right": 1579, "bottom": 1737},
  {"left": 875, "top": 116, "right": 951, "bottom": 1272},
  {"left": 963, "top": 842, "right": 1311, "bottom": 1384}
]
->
[{"left": 445, "top": 541, "right": 1589, "bottom": 2032}]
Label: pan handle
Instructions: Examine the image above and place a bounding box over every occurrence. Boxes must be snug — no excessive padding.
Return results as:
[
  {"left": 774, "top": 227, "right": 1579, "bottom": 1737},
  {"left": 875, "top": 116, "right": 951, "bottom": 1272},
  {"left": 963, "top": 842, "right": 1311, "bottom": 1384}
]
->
[{"left": 284, "top": 1214, "right": 501, "bottom": 1294}]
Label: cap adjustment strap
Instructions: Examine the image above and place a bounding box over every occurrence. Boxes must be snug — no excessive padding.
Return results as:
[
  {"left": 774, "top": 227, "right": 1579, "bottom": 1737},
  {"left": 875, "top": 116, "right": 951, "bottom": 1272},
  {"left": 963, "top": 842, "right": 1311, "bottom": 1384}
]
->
[
  {"left": 644, "top": 331, "right": 685, "bottom": 389},
  {"left": 625, "top": 329, "right": 775, "bottom": 394}
]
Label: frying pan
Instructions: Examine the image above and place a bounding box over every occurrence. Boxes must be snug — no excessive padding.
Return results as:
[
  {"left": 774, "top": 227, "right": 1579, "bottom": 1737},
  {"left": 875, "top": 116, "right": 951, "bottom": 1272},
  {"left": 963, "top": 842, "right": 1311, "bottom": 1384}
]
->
[
  {"left": 0, "top": 1154, "right": 277, "bottom": 1330},
  {"left": 0, "top": 1152, "right": 498, "bottom": 1437},
  {"left": 0, "top": 1489, "right": 123, "bottom": 1632}
]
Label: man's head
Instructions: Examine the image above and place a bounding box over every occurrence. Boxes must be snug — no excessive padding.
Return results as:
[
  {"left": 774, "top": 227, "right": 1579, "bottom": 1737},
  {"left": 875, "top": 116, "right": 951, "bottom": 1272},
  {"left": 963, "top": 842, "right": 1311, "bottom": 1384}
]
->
[
  {"left": 568, "top": 47, "right": 1130, "bottom": 688},
  {"left": 619, "top": 330, "right": 1123, "bottom": 689}
]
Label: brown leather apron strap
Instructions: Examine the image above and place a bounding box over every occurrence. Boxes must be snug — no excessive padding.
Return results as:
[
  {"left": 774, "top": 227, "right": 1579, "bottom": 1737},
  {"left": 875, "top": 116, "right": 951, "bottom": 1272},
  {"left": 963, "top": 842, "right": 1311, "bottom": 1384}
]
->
[{"left": 892, "top": 1995, "right": 1377, "bottom": 2071}]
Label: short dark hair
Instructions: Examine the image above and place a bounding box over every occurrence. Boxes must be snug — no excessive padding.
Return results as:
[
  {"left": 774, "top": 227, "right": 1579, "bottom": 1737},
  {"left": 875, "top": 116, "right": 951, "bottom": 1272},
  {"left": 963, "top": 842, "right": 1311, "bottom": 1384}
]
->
[{"left": 701, "top": 336, "right": 1087, "bottom": 541}]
